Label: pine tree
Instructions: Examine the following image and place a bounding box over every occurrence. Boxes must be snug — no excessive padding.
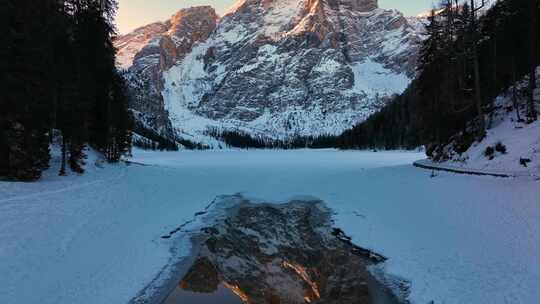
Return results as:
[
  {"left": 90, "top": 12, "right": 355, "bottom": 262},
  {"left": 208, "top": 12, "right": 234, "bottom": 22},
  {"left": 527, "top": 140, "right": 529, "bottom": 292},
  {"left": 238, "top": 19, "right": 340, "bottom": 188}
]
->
[
  {"left": 1, "top": 0, "right": 56, "bottom": 180},
  {"left": 2, "top": 0, "right": 131, "bottom": 180},
  {"left": 73, "top": 0, "right": 131, "bottom": 162},
  {"left": 416, "top": 10, "right": 445, "bottom": 145},
  {"left": 526, "top": 0, "right": 538, "bottom": 121},
  {"left": 468, "top": 0, "right": 488, "bottom": 139}
]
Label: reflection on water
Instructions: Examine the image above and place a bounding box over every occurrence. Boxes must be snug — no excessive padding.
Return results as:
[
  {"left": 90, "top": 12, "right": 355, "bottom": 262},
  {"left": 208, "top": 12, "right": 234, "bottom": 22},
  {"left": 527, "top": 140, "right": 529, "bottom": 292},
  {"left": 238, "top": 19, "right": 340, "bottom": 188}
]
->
[
  {"left": 164, "top": 278, "right": 400, "bottom": 304},
  {"left": 163, "top": 284, "right": 243, "bottom": 304},
  {"left": 162, "top": 195, "right": 408, "bottom": 304}
]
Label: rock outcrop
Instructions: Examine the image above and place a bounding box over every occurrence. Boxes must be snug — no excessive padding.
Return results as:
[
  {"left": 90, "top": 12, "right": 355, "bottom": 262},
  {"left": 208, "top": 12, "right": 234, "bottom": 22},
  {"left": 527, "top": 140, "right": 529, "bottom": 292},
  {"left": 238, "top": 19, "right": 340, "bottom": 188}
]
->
[{"left": 115, "top": 6, "right": 218, "bottom": 140}]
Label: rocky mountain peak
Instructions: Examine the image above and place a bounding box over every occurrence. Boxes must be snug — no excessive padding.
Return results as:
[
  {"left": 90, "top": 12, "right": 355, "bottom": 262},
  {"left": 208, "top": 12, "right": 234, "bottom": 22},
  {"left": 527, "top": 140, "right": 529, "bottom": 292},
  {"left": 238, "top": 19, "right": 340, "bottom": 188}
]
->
[
  {"left": 115, "top": 6, "right": 219, "bottom": 141},
  {"left": 168, "top": 6, "right": 219, "bottom": 38},
  {"left": 115, "top": 6, "right": 218, "bottom": 71},
  {"left": 116, "top": 2, "right": 425, "bottom": 147},
  {"left": 230, "top": 0, "right": 378, "bottom": 13}
]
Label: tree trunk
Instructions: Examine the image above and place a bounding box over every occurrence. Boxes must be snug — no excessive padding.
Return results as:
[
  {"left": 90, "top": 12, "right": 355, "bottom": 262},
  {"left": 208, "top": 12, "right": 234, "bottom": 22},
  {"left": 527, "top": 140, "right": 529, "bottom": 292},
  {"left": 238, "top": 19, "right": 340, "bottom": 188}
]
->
[
  {"left": 472, "top": 40, "right": 485, "bottom": 137},
  {"left": 528, "top": 69, "right": 537, "bottom": 121},
  {"left": 488, "top": 40, "right": 497, "bottom": 128},
  {"left": 512, "top": 57, "right": 522, "bottom": 122},
  {"left": 59, "top": 133, "right": 67, "bottom": 176},
  {"left": 470, "top": 0, "right": 485, "bottom": 139},
  {"left": 527, "top": 0, "right": 538, "bottom": 121}
]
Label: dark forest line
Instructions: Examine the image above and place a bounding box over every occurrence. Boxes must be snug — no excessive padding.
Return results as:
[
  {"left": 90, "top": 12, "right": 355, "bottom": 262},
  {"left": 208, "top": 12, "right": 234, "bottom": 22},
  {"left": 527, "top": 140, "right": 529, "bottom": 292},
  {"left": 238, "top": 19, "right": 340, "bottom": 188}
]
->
[{"left": 1, "top": 0, "right": 132, "bottom": 180}]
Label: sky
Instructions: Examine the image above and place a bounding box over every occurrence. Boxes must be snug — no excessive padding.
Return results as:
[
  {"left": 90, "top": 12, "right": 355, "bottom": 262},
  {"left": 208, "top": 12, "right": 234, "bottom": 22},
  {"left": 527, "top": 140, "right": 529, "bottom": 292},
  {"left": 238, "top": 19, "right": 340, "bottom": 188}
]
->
[{"left": 116, "top": 0, "right": 436, "bottom": 34}]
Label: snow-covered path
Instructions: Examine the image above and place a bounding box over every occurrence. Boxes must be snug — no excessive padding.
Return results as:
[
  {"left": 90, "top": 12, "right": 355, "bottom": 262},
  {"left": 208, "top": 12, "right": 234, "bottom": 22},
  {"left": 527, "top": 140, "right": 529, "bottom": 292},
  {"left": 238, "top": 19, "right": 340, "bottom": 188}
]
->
[{"left": 1, "top": 150, "right": 539, "bottom": 304}]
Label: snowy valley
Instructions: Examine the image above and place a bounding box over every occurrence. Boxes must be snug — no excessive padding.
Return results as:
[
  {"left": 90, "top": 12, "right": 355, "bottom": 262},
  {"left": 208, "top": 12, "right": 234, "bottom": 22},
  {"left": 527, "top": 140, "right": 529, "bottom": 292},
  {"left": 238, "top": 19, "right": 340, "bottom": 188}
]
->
[{"left": 3, "top": 0, "right": 540, "bottom": 304}]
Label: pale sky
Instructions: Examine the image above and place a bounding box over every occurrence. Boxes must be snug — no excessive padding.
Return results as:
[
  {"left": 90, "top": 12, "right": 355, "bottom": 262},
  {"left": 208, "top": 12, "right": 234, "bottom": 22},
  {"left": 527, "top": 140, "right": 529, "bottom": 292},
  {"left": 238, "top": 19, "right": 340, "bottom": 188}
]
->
[{"left": 116, "top": 0, "right": 436, "bottom": 34}]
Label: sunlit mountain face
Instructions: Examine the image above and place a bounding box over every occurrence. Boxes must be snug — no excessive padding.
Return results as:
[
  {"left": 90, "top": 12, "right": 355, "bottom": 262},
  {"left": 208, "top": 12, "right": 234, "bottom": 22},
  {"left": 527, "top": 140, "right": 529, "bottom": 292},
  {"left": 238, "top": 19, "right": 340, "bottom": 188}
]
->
[{"left": 115, "top": 0, "right": 424, "bottom": 147}]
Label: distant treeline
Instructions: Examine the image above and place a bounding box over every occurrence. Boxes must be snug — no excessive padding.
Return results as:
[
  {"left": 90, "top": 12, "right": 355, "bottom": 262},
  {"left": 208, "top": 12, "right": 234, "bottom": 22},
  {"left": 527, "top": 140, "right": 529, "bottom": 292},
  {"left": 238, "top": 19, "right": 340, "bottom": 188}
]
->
[
  {"left": 337, "top": 86, "right": 422, "bottom": 150},
  {"left": 336, "top": 0, "right": 539, "bottom": 155},
  {"left": 132, "top": 122, "right": 179, "bottom": 151},
  {"left": 1, "top": 0, "right": 131, "bottom": 180},
  {"left": 132, "top": 123, "right": 210, "bottom": 151},
  {"left": 206, "top": 128, "right": 337, "bottom": 149}
]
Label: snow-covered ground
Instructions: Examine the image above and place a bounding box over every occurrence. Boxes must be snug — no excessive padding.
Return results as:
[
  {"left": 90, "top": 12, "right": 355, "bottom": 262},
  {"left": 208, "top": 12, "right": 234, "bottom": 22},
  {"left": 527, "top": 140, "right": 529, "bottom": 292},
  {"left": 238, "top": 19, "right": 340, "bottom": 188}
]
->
[
  {"left": 1, "top": 149, "right": 540, "bottom": 304},
  {"left": 436, "top": 67, "right": 540, "bottom": 176},
  {"left": 453, "top": 108, "right": 540, "bottom": 174}
]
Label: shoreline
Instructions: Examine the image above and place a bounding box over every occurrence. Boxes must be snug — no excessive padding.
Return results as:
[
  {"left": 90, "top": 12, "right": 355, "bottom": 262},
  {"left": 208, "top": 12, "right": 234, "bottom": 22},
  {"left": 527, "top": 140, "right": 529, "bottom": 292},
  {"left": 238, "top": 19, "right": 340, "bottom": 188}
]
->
[{"left": 128, "top": 234, "right": 207, "bottom": 304}]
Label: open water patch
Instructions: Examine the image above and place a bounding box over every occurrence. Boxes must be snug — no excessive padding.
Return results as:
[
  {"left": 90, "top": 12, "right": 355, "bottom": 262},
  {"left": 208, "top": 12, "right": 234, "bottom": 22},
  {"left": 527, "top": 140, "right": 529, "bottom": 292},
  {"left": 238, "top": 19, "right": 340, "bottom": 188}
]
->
[{"left": 159, "top": 194, "right": 409, "bottom": 304}]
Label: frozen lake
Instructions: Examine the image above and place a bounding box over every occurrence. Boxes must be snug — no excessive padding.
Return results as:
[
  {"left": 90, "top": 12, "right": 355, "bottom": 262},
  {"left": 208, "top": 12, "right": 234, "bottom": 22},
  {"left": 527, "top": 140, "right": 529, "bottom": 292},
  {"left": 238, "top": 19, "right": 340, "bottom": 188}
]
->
[{"left": 1, "top": 149, "right": 539, "bottom": 304}]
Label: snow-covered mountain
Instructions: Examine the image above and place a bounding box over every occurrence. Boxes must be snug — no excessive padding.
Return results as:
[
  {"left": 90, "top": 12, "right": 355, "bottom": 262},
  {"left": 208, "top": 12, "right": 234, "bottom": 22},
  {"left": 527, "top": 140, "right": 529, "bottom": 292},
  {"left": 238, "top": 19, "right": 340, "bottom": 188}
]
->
[{"left": 116, "top": 0, "right": 424, "bottom": 146}]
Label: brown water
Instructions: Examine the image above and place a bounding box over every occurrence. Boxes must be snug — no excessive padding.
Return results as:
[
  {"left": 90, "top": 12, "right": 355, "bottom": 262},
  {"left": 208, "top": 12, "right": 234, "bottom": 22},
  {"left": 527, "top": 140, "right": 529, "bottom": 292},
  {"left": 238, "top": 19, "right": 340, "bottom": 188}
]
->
[
  {"left": 164, "top": 276, "right": 400, "bottom": 304},
  {"left": 163, "top": 284, "right": 243, "bottom": 304}
]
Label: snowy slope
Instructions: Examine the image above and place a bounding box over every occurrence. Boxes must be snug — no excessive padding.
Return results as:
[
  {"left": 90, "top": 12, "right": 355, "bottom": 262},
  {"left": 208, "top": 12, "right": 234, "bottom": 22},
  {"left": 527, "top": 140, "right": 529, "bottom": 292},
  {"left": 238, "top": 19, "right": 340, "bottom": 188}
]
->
[
  {"left": 2, "top": 149, "right": 540, "bottom": 304},
  {"left": 435, "top": 68, "right": 540, "bottom": 175}
]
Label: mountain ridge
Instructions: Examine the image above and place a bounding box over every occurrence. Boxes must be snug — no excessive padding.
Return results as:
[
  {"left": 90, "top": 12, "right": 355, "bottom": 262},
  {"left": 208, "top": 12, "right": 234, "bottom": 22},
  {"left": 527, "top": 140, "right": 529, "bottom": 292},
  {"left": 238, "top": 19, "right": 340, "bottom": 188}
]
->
[{"left": 116, "top": 0, "right": 425, "bottom": 147}]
